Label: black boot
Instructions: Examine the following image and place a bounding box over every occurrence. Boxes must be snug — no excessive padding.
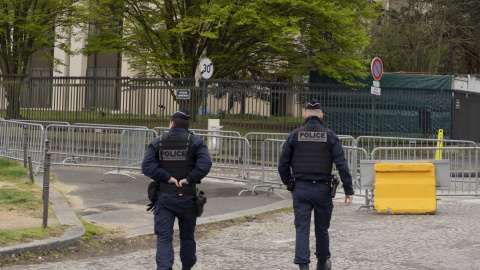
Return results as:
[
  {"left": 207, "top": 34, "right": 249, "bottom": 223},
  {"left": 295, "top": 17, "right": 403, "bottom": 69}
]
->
[
  {"left": 299, "top": 263, "right": 309, "bottom": 270},
  {"left": 182, "top": 266, "right": 192, "bottom": 270},
  {"left": 317, "top": 259, "right": 331, "bottom": 270}
]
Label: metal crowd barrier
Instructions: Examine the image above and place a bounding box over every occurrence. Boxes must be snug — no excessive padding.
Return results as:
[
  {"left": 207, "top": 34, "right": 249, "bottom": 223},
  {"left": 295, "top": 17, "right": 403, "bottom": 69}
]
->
[
  {"left": 103, "top": 128, "right": 157, "bottom": 180},
  {"left": 12, "top": 120, "right": 70, "bottom": 128},
  {"left": 251, "top": 137, "right": 367, "bottom": 195},
  {"left": 154, "top": 127, "right": 243, "bottom": 172},
  {"left": 245, "top": 132, "right": 290, "bottom": 162},
  {"left": 356, "top": 136, "right": 477, "bottom": 156},
  {"left": 74, "top": 123, "right": 149, "bottom": 129},
  {"left": 2, "top": 118, "right": 480, "bottom": 199},
  {"left": 0, "top": 119, "right": 45, "bottom": 173},
  {"left": 194, "top": 133, "right": 251, "bottom": 195},
  {"left": 369, "top": 146, "right": 479, "bottom": 196},
  {"left": 44, "top": 124, "right": 156, "bottom": 179},
  {"left": 153, "top": 127, "right": 241, "bottom": 137}
]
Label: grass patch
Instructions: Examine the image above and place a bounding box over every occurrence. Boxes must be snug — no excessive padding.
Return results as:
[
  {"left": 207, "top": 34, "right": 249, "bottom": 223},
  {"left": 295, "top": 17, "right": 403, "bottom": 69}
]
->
[
  {"left": 0, "top": 158, "right": 29, "bottom": 183},
  {"left": 0, "top": 157, "right": 63, "bottom": 247},
  {"left": 77, "top": 216, "right": 105, "bottom": 241},
  {"left": 0, "top": 188, "right": 42, "bottom": 210},
  {"left": 0, "top": 226, "right": 64, "bottom": 246},
  {"left": 0, "top": 158, "right": 43, "bottom": 211}
]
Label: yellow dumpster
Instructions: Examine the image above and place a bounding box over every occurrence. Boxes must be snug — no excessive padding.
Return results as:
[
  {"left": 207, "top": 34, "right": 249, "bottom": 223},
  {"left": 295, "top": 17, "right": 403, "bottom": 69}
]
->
[{"left": 374, "top": 162, "right": 436, "bottom": 214}]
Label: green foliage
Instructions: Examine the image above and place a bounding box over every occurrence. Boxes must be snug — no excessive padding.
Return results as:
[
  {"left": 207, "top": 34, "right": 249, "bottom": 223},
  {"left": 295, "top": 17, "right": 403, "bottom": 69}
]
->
[
  {"left": 366, "top": 0, "right": 480, "bottom": 74},
  {"left": 83, "top": 0, "right": 382, "bottom": 83},
  {"left": 0, "top": 0, "right": 78, "bottom": 75},
  {"left": 0, "top": 0, "right": 79, "bottom": 119}
]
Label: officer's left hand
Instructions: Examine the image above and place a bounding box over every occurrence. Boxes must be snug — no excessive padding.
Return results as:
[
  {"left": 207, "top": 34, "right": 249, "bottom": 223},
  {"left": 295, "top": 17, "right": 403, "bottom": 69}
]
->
[
  {"left": 146, "top": 202, "right": 155, "bottom": 212},
  {"left": 178, "top": 179, "right": 189, "bottom": 187},
  {"left": 168, "top": 177, "right": 179, "bottom": 186}
]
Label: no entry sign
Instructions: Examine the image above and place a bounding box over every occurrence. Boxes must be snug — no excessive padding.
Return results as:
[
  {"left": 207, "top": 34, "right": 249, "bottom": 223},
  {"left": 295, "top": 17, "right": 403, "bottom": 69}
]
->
[{"left": 371, "top": 57, "right": 383, "bottom": 81}]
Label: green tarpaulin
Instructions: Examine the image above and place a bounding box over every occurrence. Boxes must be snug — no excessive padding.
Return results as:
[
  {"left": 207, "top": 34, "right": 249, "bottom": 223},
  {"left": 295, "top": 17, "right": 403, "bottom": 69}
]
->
[
  {"left": 310, "top": 71, "right": 453, "bottom": 89},
  {"left": 361, "top": 73, "right": 453, "bottom": 89}
]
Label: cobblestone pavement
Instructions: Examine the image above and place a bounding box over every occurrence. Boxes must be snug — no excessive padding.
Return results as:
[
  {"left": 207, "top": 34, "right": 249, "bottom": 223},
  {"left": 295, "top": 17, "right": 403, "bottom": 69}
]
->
[{"left": 5, "top": 197, "right": 480, "bottom": 270}]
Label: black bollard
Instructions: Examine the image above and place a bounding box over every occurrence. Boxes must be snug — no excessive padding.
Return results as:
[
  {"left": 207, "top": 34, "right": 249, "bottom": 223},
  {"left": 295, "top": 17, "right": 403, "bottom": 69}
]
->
[
  {"left": 28, "top": 157, "right": 34, "bottom": 184},
  {"left": 42, "top": 140, "right": 51, "bottom": 229}
]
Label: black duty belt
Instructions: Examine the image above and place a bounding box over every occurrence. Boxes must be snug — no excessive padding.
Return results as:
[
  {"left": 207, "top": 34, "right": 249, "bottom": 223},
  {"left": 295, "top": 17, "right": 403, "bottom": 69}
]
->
[
  {"left": 158, "top": 182, "right": 197, "bottom": 196},
  {"left": 294, "top": 179, "right": 330, "bottom": 185}
]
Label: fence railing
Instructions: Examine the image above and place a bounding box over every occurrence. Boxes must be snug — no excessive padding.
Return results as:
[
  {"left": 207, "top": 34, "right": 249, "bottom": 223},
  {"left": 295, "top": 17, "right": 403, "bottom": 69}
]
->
[{"left": 1, "top": 119, "right": 479, "bottom": 200}]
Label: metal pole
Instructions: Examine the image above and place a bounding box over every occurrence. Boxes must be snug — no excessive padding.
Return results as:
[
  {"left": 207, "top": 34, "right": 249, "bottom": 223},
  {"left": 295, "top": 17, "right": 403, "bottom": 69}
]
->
[
  {"left": 28, "top": 157, "right": 34, "bottom": 183},
  {"left": 23, "top": 126, "right": 27, "bottom": 168},
  {"left": 475, "top": 147, "right": 479, "bottom": 194},
  {"left": 42, "top": 140, "right": 51, "bottom": 229},
  {"left": 371, "top": 95, "right": 375, "bottom": 135},
  {"left": 202, "top": 80, "right": 206, "bottom": 129}
]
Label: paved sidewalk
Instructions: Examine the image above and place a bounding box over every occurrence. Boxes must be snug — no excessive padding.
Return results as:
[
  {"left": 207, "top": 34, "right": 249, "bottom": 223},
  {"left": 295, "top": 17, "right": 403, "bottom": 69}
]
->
[{"left": 4, "top": 196, "right": 480, "bottom": 270}]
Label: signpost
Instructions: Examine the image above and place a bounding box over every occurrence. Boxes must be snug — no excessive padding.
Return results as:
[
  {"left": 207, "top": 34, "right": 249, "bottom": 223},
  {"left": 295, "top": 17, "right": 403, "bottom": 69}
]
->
[
  {"left": 370, "top": 57, "right": 383, "bottom": 135},
  {"left": 199, "top": 58, "right": 214, "bottom": 129}
]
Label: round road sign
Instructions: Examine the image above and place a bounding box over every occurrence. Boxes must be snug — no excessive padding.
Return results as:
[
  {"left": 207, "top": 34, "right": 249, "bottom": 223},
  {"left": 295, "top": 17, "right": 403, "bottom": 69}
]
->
[
  {"left": 199, "top": 58, "right": 214, "bottom": 79},
  {"left": 371, "top": 57, "right": 383, "bottom": 81}
]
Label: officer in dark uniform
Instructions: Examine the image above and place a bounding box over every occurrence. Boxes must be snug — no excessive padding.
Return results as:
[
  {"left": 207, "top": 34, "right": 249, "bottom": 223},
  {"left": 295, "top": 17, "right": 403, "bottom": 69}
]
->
[
  {"left": 278, "top": 99, "right": 354, "bottom": 270},
  {"left": 142, "top": 108, "right": 212, "bottom": 270}
]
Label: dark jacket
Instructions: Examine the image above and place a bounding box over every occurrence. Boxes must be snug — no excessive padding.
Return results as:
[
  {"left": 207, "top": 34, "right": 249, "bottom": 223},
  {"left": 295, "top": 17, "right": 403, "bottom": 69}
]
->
[
  {"left": 142, "top": 126, "right": 212, "bottom": 184},
  {"left": 278, "top": 117, "right": 354, "bottom": 195}
]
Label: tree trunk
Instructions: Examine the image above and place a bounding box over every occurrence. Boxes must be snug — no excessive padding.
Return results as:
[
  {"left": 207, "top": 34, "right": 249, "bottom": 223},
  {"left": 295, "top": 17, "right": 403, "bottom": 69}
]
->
[
  {"left": 449, "top": 0, "right": 458, "bottom": 75},
  {"left": 3, "top": 77, "right": 23, "bottom": 119}
]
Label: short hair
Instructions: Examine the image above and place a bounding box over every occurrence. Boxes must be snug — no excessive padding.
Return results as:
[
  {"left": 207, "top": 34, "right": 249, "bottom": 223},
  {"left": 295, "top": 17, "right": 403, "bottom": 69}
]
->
[
  {"left": 171, "top": 117, "right": 190, "bottom": 128},
  {"left": 305, "top": 109, "right": 323, "bottom": 117}
]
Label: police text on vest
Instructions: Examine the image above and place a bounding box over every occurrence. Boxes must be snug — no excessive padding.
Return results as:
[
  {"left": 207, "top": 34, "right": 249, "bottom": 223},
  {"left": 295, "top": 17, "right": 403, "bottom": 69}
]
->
[{"left": 298, "top": 131, "right": 327, "bottom": 142}]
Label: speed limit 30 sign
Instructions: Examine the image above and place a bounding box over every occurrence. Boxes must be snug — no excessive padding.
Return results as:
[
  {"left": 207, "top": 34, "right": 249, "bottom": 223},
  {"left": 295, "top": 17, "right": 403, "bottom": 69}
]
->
[{"left": 199, "top": 58, "right": 214, "bottom": 79}]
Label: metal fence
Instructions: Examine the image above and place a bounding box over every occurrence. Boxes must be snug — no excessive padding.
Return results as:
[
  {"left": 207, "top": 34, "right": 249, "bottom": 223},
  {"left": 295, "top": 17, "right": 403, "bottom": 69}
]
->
[{"left": 4, "top": 75, "right": 479, "bottom": 139}]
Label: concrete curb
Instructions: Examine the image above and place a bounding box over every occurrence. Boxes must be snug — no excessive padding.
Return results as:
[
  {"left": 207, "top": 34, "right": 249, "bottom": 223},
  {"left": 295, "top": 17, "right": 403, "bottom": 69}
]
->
[{"left": 0, "top": 174, "right": 85, "bottom": 260}]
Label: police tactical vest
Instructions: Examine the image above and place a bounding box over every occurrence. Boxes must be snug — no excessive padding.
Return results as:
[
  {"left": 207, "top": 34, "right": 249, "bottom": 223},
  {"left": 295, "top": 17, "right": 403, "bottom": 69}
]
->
[
  {"left": 158, "top": 132, "right": 195, "bottom": 180},
  {"left": 291, "top": 125, "right": 333, "bottom": 175}
]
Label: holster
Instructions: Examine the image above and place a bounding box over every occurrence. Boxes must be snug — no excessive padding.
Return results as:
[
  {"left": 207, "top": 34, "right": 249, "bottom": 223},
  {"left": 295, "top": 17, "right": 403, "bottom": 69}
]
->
[
  {"left": 196, "top": 190, "right": 207, "bottom": 217},
  {"left": 146, "top": 181, "right": 159, "bottom": 212},
  {"left": 148, "top": 181, "right": 159, "bottom": 203},
  {"left": 330, "top": 175, "right": 339, "bottom": 198}
]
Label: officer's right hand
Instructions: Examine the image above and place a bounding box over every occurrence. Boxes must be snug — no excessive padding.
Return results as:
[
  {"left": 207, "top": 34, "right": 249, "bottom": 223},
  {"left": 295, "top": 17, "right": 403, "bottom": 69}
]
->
[
  {"left": 168, "top": 177, "right": 179, "bottom": 187},
  {"left": 345, "top": 195, "right": 353, "bottom": 206}
]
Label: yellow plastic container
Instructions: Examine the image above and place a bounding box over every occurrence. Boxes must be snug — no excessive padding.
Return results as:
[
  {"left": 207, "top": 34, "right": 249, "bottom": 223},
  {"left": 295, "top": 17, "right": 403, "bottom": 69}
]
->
[{"left": 373, "top": 163, "right": 436, "bottom": 214}]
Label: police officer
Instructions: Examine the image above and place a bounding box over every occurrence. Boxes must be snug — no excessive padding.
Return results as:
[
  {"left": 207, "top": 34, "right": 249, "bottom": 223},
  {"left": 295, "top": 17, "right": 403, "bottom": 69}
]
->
[
  {"left": 142, "top": 108, "right": 212, "bottom": 270},
  {"left": 278, "top": 99, "right": 354, "bottom": 270}
]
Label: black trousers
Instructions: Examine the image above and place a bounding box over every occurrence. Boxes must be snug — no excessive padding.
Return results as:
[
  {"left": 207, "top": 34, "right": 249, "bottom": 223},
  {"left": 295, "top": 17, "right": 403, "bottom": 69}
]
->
[{"left": 292, "top": 180, "right": 334, "bottom": 264}]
